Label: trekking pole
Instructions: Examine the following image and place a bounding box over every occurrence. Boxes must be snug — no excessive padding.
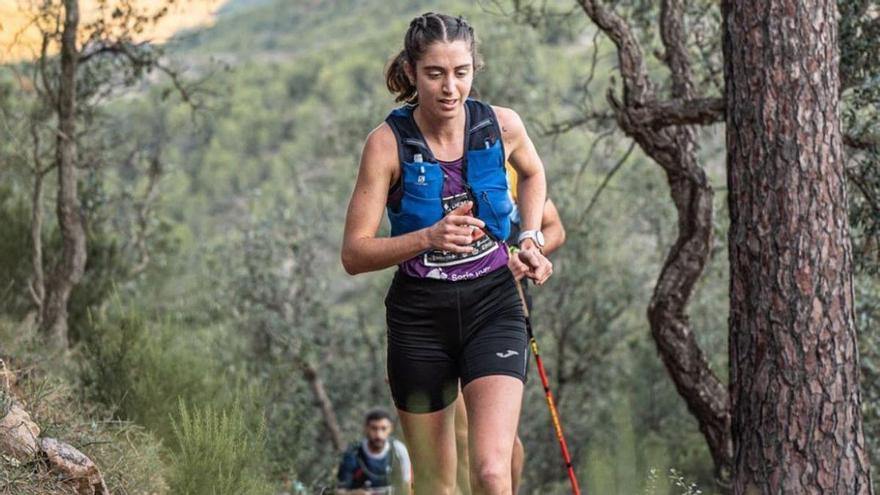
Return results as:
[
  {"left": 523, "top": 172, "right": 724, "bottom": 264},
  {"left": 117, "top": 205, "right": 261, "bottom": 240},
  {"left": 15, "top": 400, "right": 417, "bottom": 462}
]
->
[{"left": 515, "top": 278, "right": 582, "bottom": 495}]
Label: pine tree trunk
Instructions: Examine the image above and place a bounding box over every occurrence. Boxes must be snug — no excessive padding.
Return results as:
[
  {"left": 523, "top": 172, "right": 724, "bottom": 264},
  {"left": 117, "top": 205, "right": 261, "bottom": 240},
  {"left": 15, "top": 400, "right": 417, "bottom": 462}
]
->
[
  {"left": 723, "top": 0, "right": 873, "bottom": 492},
  {"left": 41, "top": 0, "right": 86, "bottom": 351}
]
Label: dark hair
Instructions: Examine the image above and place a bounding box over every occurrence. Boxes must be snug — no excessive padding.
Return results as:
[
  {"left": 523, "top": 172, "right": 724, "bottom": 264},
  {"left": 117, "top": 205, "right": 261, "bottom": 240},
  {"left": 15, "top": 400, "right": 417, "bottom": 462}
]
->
[
  {"left": 385, "top": 12, "right": 482, "bottom": 104},
  {"left": 365, "top": 407, "right": 393, "bottom": 424}
]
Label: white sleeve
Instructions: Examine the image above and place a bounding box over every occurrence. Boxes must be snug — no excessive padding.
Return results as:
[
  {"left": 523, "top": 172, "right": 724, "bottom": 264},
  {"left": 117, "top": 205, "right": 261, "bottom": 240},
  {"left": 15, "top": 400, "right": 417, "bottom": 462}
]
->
[{"left": 394, "top": 439, "right": 412, "bottom": 483}]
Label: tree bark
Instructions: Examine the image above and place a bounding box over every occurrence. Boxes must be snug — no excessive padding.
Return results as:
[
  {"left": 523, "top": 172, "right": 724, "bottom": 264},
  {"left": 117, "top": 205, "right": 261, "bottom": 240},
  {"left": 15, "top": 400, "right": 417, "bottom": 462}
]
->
[
  {"left": 577, "top": 0, "right": 733, "bottom": 483},
  {"left": 29, "top": 166, "right": 46, "bottom": 319},
  {"left": 723, "top": 0, "right": 873, "bottom": 492},
  {"left": 40, "top": 0, "right": 86, "bottom": 351}
]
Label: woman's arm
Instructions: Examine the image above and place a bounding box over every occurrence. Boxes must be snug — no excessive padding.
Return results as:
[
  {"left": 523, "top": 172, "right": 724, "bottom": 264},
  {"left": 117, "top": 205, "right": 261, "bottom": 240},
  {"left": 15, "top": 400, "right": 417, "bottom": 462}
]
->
[
  {"left": 341, "top": 124, "right": 485, "bottom": 275},
  {"left": 494, "top": 106, "right": 553, "bottom": 284},
  {"left": 494, "top": 106, "right": 546, "bottom": 236},
  {"left": 541, "top": 198, "right": 566, "bottom": 256}
]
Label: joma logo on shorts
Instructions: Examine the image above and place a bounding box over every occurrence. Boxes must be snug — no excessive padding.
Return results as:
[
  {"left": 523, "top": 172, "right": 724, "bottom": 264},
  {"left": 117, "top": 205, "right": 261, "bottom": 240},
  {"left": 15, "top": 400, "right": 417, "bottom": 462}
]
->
[{"left": 496, "top": 350, "right": 519, "bottom": 358}]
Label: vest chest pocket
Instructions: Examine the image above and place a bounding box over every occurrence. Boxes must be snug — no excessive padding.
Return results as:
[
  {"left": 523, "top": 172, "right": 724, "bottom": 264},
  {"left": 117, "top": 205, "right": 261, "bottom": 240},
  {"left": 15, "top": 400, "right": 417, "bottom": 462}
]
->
[
  {"left": 401, "top": 161, "right": 443, "bottom": 199},
  {"left": 466, "top": 142, "right": 512, "bottom": 240},
  {"left": 388, "top": 161, "right": 444, "bottom": 236},
  {"left": 475, "top": 189, "right": 513, "bottom": 240},
  {"left": 466, "top": 141, "right": 506, "bottom": 189}
]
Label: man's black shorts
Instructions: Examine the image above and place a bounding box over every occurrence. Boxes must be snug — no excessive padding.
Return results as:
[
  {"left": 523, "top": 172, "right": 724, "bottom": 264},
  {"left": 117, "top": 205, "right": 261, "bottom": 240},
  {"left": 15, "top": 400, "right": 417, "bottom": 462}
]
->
[{"left": 385, "top": 267, "right": 528, "bottom": 414}]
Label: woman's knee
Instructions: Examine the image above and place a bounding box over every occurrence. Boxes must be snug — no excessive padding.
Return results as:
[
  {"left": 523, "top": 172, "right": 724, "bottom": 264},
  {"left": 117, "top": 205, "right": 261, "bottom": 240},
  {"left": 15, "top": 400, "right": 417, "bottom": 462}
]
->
[{"left": 471, "top": 457, "right": 511, "bottom": 491}]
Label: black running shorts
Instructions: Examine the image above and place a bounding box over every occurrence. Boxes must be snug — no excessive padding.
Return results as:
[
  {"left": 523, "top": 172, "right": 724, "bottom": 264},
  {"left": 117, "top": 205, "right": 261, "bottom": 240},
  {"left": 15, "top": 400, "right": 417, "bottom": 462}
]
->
[{"left": 385, "top": 267, "right": 529, "bottom": 414}]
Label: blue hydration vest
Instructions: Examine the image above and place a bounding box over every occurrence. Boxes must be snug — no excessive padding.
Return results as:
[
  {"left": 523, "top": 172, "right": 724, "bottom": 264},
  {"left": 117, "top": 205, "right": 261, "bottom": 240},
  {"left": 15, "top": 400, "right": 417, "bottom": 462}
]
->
[
  {"left": 385, "top": 98, "right": 512, "bottom": 242},
  {"left": 337, "top": 439, "right": 403, "bottom": 490}
]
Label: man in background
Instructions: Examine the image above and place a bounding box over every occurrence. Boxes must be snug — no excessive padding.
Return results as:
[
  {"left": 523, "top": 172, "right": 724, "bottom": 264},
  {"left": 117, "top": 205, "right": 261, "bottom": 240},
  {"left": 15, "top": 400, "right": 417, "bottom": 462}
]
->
[{"left": 337, "top": 408, "right": 412, "bottom": 494}]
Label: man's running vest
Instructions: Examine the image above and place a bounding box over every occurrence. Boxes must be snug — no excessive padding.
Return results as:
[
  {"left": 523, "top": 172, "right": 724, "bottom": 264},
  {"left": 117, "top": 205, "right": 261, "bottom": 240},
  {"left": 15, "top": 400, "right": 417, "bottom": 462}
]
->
[
  {"left": 346, "top": 439, "right": 403, "bottom": 489},
  {"left": 385, "top": 99, "right": 513, "bottom": 242}
]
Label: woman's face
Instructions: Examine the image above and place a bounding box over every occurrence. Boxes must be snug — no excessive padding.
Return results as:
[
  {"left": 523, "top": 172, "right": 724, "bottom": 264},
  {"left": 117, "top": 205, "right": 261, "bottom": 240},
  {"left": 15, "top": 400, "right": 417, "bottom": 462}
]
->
[{"left": 408, "top": 40, "right": 474, "bottom": 119}]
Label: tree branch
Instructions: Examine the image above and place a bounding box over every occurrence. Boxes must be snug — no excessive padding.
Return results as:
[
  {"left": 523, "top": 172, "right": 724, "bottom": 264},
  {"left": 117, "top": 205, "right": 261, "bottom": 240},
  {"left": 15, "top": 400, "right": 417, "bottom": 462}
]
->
[
  {"left": 575, "top": 1, "right": 733, "bottom": 484},
  {"left": 843, "top": 132, "right": 880, "bottom": 151},
  {"left": 659, "top": 0, "right": 695, "bottom": 99},
  {"left": 540, "top": 111, "right": 616, "bottom": 136},
  {"left": 622, "top": 97, "right": 726, "bottom": 128},
  {"left": 78, "top": 40, "right": 152, "bottom": 64},
  {"left": 576, "top": 140, "right": 637, "bottom": 224},
  {"left": 848, "top": 167, "right": 880, "bottom": 218},
  {"left": 129, "top": 146, "right": 163, "bottom": 277},
  {"left": 576, "top": 0, "right": 653, "bottom": 105}
]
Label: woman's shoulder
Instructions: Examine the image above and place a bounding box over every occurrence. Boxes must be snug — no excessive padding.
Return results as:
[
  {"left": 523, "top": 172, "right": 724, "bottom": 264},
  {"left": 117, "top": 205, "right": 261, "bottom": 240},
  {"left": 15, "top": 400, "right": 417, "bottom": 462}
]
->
[
  {"left": 363, "top": 121, "right": 397, "bottom": 155},
  {"left": 360, "top": 122, "right": 399, "bottom": 174},
  {"left": 490, "top": 105, "right": 527, "bottom": 142},
  {"left": 366, "top": 121, "right": 395, "bottom": 144}
]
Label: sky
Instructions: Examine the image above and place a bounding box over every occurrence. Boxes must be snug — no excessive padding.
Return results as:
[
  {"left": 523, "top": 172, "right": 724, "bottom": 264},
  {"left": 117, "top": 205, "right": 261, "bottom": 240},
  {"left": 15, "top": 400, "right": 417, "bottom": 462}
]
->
[{"left": 0, "top": 0, "right": 225, "bottom": 62}]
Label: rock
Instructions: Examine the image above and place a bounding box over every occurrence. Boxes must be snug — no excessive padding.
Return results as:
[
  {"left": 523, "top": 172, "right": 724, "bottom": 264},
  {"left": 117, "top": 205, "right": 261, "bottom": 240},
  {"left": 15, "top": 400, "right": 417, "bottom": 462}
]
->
[
  {"left": 0, "top": 401, "right": 40, "bottom": 461},
  {"left": 39, "top": 437, "right": 110, "bottom": 495}
]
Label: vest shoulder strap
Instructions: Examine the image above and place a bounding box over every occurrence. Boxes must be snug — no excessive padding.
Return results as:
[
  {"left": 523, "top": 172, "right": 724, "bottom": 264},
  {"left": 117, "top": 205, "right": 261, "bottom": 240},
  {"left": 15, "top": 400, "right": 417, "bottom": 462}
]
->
[
  {"left": 464, "top": 98, "right": 504, "bottom": 152},
  {"left": 385, "top": 105, "right": 433, "bottom": 164},
  {"left": 384, "top": 99, "right": 505, "bottom": 164}
]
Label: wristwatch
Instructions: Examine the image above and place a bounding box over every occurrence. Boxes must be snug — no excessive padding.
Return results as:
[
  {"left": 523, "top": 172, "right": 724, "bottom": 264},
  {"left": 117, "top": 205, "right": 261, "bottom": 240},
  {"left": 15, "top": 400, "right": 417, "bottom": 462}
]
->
[{"left": 517, "top": 230, "right": 545, "bottom": 252}]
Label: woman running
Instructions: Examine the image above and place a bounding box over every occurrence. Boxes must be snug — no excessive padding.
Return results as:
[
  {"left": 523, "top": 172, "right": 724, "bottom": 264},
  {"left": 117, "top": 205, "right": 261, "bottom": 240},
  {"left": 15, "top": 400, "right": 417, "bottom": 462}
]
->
[{"left": 341, "top": 12, "right": 552, "bottom": 495}]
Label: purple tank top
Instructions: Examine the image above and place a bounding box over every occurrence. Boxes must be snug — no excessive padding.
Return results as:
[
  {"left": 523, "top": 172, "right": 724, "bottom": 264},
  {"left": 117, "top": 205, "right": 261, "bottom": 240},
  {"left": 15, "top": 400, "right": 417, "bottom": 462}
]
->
[{"left": 390, "top": 157, "right": 509, "bottom": 281}]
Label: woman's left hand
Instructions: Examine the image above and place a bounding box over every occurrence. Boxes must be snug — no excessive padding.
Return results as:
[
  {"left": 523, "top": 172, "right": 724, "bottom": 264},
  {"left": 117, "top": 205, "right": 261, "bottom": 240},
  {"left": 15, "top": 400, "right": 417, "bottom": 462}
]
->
[
  {"left": 507, "top": 251, "right": 530, "bottom": 281},
  {"left": 517, "top": 247, "right": 553, "bottom": 285}
]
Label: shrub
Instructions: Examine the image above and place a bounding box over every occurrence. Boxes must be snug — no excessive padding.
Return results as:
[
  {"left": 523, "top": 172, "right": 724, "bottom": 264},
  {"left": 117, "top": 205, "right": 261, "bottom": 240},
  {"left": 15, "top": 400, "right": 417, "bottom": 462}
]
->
[
  {"left": 168, "top": 398, "right": 272, "bottom": 495},
  {"left": 77, "top": 298, "right": 230, "bottom": 443}
]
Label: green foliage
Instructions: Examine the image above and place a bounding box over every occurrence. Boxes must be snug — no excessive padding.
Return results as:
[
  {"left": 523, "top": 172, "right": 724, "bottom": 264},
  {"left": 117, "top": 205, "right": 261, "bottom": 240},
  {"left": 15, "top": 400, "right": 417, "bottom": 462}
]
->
[
  {"left": 846, "top": 149, "right": 880, "bottom": 275},
  {"left": 77, "top": 298, "right": 233, "bottom": 443},
  {"left": 0, "top": 188, "right": 33, "bottom": 317},
  {"left": 839, "top": 0, "right": 880, "bottom": 92},
  {"left": 66, "top": 225, "right": 128, "bottom": 345},
  {"left": 0, "top": 178, "right": 143, "bottom": 341},
  {"left": 168, "top": 399, "right": 272, "bottom": 495},
  {"left": 839, "top": 0, "right": 880, "bottom": 275},
  {"left": 856, "top": 274, "right": 880, "bottom": 465},
  {"left": 222, "top": 199, "right": 383, "bottom": 484}
]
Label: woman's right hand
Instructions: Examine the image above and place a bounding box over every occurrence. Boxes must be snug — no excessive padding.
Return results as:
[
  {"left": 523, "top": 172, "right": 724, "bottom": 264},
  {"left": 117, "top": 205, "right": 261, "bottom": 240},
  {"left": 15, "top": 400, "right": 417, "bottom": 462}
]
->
[{"left": 425, "top": 201, "right": 485, "bottom": 253}]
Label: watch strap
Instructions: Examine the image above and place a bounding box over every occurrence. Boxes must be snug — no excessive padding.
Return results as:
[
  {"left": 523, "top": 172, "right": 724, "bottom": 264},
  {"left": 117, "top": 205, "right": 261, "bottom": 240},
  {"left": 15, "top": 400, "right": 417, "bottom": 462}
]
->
[{"left": 517, "top": 230, "right": 544, "bottom": 249}]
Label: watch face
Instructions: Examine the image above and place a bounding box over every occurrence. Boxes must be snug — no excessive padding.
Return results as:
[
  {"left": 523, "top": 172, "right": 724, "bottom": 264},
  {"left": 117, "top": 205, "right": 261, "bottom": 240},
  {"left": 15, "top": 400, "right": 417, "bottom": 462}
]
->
[{"left": 536, "top": 231, "right": 545, "bottom": 247}]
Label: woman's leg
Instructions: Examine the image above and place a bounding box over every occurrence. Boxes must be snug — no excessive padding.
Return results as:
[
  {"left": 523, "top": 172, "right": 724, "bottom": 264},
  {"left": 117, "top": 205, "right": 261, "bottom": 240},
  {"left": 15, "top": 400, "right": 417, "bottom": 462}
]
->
[
  {"left": 454, "top": 393, "right": 472, "bottom": 495},
  {"left": 463, "top": 375, "right": 524, "bottom": 495},
  {"left": 511, "top": 435, "right": 524, "bottom": 494},
  {"left": 457, "top": 392, "right": 523, "bottom": 494},
  {"left": 398, "top": 402, "right": 458, "bottom": 495}
]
